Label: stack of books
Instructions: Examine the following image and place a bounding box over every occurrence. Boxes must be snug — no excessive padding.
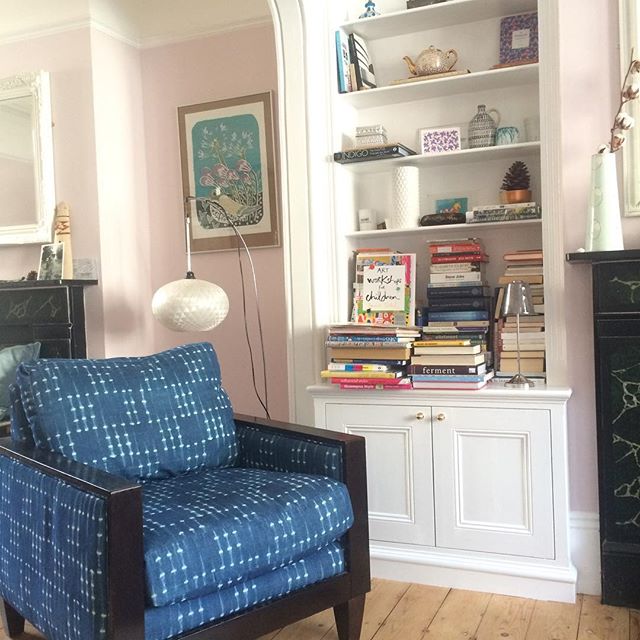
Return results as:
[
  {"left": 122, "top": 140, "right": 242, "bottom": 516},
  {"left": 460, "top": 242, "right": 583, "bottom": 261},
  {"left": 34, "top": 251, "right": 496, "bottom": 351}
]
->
[
  {"left": 322, "top": 324, "right": 420, "bottom": 390},
  {"left": 494, "top": 249, "right": 546, "bottom": 381},
  {"left": 466, "top": 202, "right": 541, "bottom": 224},
  {"left": 408, "top": 239, "right": 494, "bottom": 390}
]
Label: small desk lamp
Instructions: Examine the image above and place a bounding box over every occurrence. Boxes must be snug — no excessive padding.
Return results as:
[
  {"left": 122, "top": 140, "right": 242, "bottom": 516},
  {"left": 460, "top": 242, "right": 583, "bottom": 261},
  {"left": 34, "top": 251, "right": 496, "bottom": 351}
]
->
[{"left": 500, "top": 280, "right": 536, "bottom": 389}]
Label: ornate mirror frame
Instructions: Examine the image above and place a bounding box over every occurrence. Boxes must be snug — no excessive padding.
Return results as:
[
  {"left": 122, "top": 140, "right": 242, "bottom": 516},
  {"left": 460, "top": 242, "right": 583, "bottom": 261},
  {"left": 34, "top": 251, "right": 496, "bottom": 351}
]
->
[
  {"left": 0, "top": 70, "right": 56, "bottom": 243},
  {"left": 620, "top": 0, "right": 640, "bottom": 216}
]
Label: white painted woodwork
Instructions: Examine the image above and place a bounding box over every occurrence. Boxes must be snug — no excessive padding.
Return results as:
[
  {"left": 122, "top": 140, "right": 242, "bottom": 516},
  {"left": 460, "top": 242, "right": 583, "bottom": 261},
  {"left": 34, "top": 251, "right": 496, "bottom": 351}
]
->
[
  {"left": 325, "top": 403, "right": 435, "bottom": 545},
  {"left": 432, "top": 406, "right": 554, "bottom": 559},
  {"left": 312, "top": 385, "right": 575, "bottom": 601}
]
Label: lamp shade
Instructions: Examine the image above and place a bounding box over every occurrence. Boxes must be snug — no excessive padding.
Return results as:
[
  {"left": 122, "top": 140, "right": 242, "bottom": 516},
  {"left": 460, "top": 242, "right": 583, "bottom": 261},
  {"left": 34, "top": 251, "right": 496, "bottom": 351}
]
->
[
  {"left": 500, "top": 280, "right": 535, "bottom": 317},
  {"left": 152, "top": 277, "right": 229, "bottom": 332}
]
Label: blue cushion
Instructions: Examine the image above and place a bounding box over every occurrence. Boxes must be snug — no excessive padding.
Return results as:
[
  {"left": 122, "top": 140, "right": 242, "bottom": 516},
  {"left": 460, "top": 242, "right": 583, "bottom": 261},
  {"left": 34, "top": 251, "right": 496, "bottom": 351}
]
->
[
  {"left": 142, "top": 467, "right": 354, "bottom": 607},
  {"left": 144, "top": 542, "right": 345, "bottom": 640},
  {"left": 14, "top": 342, "right": 237, "bottom": 480},
  {"left": 0, "top": 342, "right": 40, "bottom": 420}
]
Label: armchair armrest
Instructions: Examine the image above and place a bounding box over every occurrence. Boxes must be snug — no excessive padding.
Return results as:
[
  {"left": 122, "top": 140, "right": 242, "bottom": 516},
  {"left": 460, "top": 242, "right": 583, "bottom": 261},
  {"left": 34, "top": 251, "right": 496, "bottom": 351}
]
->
[
  {"left": 0, "top": 438, "right": 144, "bottom": 640},
  {"left": 234, "top": 414, "right": 370, "bottom": 596}
]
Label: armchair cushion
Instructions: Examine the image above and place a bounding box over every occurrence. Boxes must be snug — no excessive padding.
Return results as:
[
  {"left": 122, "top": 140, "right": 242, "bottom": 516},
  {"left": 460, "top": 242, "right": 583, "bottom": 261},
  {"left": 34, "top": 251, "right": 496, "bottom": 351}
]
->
[
  {"left": 13, "top": 342, "right": 237, "bottom": 480},
  {"left": 142, "top": 467, "right": 354, "bottom": 607}
]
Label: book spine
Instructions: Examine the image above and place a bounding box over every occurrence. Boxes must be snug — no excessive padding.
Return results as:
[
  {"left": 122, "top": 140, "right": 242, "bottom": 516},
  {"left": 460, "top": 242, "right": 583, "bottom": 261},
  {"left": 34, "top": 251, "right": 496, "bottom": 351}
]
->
[
  {"left": 347, "top": 34, "right": 362, "bottom": 89},
  {"left": 429, "top": 242, "right": 482, "bottom": 254},
  {"left": 426, "top": 285, "right": 489, "bottom": 298},
  {"left": 334, "top": 146, "right": 412, "bottom": 163},
  {"left": 467, "top": 211, "right": 542, "bottom": 223},
  {"left": 429, "top": 262, "right": 483, "bottom": 273},
  {"left": 327, "top": 363, "right": 390, "bottom": 371},
  {"left": 425, "top": 296, "right": 492, "bottom": 309},
  {"left": 410, "top": 374, "right": 488, "bottom": 382},
  {"left": 338, "top": 382, "right": 412, "bottom": 390},
  {"left": 327, "top": 335, "right": 405, "bottom": 342},
  {"left": 407, "top": 364, "right": 486, "bottom": 375},
  {"left": 330, "top": 358, "right": 409, "bottom": 365},
  {"left": 330, "top": 376, "right": 406, "bottom": 385},
  {"left": 326, "top": 340, "right": 411, "bottom": 348},
  {"left": 427, "top": 310, "right": 489, "bottom": 321},
  {"left": 429, "top": 271, "right": 483, "bottom": 283},
  {"left": 430, "top": 253, "right": 488, "bottom": 264},
  {"left": 472, "top": 201, "right": 537, "bottom": 212}
]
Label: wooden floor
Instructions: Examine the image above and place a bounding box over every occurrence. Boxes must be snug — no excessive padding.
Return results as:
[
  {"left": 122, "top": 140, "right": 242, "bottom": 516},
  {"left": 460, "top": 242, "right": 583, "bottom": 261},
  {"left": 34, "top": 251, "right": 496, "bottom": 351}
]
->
[{"left": 2, "top": 578, "right": 639, "bottom": 639}]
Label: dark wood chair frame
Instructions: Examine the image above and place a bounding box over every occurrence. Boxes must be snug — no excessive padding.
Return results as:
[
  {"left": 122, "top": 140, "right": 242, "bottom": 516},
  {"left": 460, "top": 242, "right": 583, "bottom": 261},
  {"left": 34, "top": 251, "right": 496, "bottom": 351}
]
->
[{"left": 0, "top": 414, "right": 370, "bottom": 640}]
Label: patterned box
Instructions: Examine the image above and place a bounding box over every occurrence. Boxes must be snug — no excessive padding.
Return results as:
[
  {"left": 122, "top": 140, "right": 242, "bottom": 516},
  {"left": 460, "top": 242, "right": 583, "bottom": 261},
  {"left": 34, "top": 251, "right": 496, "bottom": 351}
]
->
[{"left": 420, "top": 127, "right": 461, "bottom": 154}]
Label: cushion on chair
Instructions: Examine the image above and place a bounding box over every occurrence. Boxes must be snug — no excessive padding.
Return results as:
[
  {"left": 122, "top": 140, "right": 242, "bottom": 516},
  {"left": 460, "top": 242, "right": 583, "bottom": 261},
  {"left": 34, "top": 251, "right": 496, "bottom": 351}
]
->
[
  {"left": 14, "top": 342, "right": 237, "bottom": 480},
  {"left": 142, "top": 467, "right": 354, "bottom": 607},
  {"left": 144, "top": 542, "right": 345, "bottom": 640},
  {"left": 0, "top": 342, "right": 40, "bottom": 420}
]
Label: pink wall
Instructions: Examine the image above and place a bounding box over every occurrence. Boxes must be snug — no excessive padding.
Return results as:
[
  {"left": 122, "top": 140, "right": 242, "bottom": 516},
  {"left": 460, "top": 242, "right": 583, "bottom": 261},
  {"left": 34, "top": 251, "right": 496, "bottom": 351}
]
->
[
  {"left": 560, "top": 0, "right": 640, "bottom": 512},
  {"left": 140, "top": 24, "right": 290, "bottom": 420},
  {"left": 0, "top": 28, "right": 106, "bottom": 356},
  {"left": 90, "top": 29, "right": 155, "bottom": 357}
]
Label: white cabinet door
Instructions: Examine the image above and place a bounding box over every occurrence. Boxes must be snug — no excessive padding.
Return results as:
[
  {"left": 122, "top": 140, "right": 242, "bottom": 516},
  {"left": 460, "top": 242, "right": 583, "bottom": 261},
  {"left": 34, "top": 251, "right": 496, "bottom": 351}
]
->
[
  {"left": 433, "top": 406, "right": 554, "bottom": 559},
  {"left": 325, "top": 403, "right": 435, "bottom": 546}
]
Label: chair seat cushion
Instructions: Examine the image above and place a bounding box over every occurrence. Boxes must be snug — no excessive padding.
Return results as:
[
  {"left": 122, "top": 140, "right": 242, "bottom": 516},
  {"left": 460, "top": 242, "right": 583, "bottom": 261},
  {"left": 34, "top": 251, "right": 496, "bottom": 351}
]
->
[
  {"left": 144, "top": 541, "right": 345, "bottom": 640},
  {"left": 142, "top": 467, "right": 354, "bottom": 607},
  {"left": 14, "top": 342, "right": 237, "bottom": 480}
]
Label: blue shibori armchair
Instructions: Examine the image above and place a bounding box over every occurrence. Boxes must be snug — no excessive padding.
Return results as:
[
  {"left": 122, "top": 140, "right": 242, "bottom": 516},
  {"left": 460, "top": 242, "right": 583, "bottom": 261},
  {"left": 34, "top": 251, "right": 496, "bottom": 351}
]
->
[{"left": 0, "top": 342, "right": 370, "bottom": 640}]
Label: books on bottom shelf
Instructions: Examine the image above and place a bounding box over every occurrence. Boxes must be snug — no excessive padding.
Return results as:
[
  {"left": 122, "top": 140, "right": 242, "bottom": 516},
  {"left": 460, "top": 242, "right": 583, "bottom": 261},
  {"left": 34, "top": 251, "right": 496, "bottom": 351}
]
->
[
  {"left": 411, "top": 371, "right": 494, "bottom": 390},
  {"left": 338, "top": 379, "right": 413, "bottom": 391}
]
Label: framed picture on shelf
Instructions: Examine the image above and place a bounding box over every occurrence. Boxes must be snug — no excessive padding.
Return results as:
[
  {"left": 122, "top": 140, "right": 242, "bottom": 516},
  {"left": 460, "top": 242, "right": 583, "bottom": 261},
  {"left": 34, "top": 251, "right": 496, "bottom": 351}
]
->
[
  {"left": 420, "top": 126, "right": 462, "bottom": 154},
  {"left": 37, "top": 242, "right": 64, "bottom": 280},
  {"left": 435, "top": 196, "right": 468, "bottom": 214},
  {"left": 497, "top": 12, "right": 538, "bottom": 67},
  {"left": 178, "top": 92, "right": 279, "bottom": 252}
]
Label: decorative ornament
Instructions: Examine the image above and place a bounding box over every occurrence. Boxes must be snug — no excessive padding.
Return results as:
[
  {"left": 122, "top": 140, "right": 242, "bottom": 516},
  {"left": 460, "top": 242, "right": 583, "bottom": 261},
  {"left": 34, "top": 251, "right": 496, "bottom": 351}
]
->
[
  {"left": 359, "top": 1, "right": 380, "bottom": 19},
  {"left": 53, "top": 202, "right": 73, "bottom": 279},
  {"left": 500, "top": 161, "right": 532, "bottom": 204},
  {"left": 468, "top": 104, "right": 500, "bottom": 148}
]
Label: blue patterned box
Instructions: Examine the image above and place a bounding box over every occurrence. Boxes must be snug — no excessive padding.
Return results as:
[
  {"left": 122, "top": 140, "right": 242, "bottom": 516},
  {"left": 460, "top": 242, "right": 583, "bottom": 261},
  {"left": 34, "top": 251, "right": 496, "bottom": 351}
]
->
[{"left": 499, "top": 12, "right": 538, "bottom": 65}]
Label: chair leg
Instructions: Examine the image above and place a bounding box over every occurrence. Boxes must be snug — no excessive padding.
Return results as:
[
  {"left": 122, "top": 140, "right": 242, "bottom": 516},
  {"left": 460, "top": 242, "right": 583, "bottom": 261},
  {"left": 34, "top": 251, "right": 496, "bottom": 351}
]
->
[
  {"left": 0, "top": 599, "right": 25, "bottom": 637},
  {"left": 334, "top": 594, "right": 366, "bottom": 640}
]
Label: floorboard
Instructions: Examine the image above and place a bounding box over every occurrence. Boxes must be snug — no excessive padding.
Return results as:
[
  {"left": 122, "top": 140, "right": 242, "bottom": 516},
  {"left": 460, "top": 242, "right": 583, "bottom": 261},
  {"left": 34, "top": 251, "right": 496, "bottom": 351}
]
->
[{"left": 3, "top": 581, "right": 640, "bottom": 640}]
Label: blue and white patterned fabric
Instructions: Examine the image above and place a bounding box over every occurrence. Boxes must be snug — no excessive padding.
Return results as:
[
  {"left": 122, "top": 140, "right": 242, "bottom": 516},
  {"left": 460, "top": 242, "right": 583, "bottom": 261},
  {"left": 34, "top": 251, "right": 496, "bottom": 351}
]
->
[
  {"left": 236, "top": 421, "right": 344, "bottom": 481},
  {"left": 8, "top": 383, "right": 32, "bottom": 446},
  {"left": 13, "top": 343, "right": 237, "bottom": 480},
  {"left": 144, "top": 542, "right": 345, "bottom": 640},
  {"left": 0, "top": 456, "right": 108, "bottom": 640},
  {"left": 142, "top": 467, "right": 353, "bottom": 607}
]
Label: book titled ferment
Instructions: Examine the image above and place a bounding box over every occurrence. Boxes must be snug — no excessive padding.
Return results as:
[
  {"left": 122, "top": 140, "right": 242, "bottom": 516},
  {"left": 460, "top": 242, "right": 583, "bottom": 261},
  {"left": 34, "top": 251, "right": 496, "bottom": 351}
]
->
[{"left": 334, "top": 143, "right": 416, "bottom": 164}]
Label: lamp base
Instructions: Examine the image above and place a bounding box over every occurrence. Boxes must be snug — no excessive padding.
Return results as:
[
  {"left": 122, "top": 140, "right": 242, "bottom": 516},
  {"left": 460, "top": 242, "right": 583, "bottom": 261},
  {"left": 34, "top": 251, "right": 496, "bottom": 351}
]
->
[{"left": 504, "top": 373, "right": 535, "bottom": 389}]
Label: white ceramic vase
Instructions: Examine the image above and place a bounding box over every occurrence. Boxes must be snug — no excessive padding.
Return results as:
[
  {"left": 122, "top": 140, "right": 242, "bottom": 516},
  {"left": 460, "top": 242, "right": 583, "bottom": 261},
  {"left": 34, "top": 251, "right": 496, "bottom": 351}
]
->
[
  {"left": 391, "top": 166, "right": 419, "bottom": 229},
  {"left": 585, "top": 152, "right": 624, "bottom": 252}
]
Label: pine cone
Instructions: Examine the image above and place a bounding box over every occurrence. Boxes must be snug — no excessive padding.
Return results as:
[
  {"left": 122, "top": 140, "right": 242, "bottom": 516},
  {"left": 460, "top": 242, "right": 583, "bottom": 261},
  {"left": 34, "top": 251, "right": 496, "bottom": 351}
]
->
[{"left": 501, "top": 161, "right": 530, "bottom": 190}]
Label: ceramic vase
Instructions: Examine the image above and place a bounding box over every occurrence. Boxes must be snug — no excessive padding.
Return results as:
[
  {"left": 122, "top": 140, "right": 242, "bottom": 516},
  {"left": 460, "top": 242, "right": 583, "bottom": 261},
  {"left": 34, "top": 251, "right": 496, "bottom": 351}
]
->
[
  {"left": 468, "top": 104, "right": 500, "bottom": 148},
  {"left": 585, "top": 152, "right": 624, "bottom": 252},
  {"left": 391, "top": 167, "right": 419, "bottom": 229}
]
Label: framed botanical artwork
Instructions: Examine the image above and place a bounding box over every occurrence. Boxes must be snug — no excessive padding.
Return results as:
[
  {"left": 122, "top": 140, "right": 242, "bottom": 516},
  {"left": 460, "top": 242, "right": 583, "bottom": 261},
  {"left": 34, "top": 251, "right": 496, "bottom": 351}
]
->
[
  {"left": 420, "top": 127, "right": 461, "bottom": 154},
  {"left": 178, "top": 92, "right": 279, "bottom": 251}
]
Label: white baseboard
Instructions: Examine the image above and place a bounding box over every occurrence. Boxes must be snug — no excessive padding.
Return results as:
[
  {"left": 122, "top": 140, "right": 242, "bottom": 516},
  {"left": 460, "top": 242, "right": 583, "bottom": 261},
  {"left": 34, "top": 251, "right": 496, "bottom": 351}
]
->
[
  {"left": 570, "top": 511, "right": 601, "bottom": 596},
  {"left": 369, "top": 511, "right": 600, "bottom": 601}
]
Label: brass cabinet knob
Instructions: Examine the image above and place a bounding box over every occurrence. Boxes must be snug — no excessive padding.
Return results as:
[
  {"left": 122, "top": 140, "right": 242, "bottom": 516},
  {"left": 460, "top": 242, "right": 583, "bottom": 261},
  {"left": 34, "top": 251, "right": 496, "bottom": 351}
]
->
[
  {"left": 435, "top": 413, "right": 446, "bottom": 422},
  {"left": 415, "top": 412, "right": 425, "bottom": 420}
]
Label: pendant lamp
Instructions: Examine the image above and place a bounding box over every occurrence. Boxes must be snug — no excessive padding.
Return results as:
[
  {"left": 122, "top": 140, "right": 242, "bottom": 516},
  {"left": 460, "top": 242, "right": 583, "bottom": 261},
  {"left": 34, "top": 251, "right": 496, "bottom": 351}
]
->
[{"left": 152, "top": 202, "right": 229, "bottom": 331}]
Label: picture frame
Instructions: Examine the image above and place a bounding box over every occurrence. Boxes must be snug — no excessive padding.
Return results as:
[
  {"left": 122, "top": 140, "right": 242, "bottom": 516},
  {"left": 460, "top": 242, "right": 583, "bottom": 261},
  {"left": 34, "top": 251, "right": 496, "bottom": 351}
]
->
[
  {"left": 420, "top": 127, "right": 461, "bottom": 154},
  {"left": 498, "top": 12, "right": 538, "bottom": 67},
  {"left": 37, "top": 242, "right": 64, "bottom": 280},
  {"left": 178, "top": 92, "right": 280, "bottom": 251}
]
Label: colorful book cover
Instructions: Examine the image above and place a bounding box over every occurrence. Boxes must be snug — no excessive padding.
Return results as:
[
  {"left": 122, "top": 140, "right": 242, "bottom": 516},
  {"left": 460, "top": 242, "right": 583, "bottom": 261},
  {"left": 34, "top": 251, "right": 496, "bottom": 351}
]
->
[
  {"left": 335, "top": 30, "right": 352, "bottom": 93},
  {"left": 352, "top": 252, "right": 416, "bottom": 326}
]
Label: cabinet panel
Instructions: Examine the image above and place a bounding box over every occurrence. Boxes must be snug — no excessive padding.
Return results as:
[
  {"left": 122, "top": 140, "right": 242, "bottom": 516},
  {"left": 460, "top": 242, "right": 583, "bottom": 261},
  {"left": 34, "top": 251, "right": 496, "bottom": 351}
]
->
[
  {"left": 433, "top": 406, "right": 554, "bottom": 558},
  {"left": 325, "top": 403, "right": 434, "bottom": 546},
  {"left": 594, "top": 262, "right": 640, "bottom": 314}
]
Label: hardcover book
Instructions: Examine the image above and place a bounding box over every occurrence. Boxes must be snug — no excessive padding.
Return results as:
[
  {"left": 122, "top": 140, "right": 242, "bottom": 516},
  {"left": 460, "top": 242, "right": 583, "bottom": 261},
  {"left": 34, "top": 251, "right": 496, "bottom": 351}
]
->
[
  {"left": 499, "top": 12, "right": 539, "bottom": 66},
  {"left": 348, "top": 33, "right": 377, "bottom": 89},
  {"left": 333, "top": 143, "right": 416, "bottom": 164},
  {"left": 352, "top": 252, "right": 416, "bottom": 326},
  {"left": 334, "top": 29, "right": 353, "bottom": 93},
  {"left": 407, "top": 363, "right": 487, "bottom": 376},
  {"left": 429, "top": 240, "right": 482, "bottom": 254}
]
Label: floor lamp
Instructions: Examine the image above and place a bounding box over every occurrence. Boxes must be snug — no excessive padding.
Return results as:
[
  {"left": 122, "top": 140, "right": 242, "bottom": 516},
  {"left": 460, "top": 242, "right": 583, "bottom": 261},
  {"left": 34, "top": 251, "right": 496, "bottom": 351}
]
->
[{"left": 500, "top": 280, "right": 536, "bottom": 389}]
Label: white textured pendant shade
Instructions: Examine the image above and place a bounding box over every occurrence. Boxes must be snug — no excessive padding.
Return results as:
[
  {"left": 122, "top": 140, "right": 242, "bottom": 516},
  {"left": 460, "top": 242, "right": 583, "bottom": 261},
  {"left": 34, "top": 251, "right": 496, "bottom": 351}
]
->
[{"left": 152, "top": 277, "right": 229, "bottom": 332}]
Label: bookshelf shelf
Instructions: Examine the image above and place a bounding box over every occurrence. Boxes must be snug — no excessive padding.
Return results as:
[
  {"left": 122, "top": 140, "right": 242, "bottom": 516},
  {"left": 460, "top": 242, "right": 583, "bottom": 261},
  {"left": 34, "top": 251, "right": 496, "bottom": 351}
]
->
[
  {"left": 345, "top": 218, "right": 542, "bottom": 240},
  {"left": 336, "top": 141, "right": 541, "bottom": 174},
  {"left": 340, "top": 0, "right": 537, "bottom": 40},
  {"left": 340, "top": 64, "right": 539, "bottom": 109}
]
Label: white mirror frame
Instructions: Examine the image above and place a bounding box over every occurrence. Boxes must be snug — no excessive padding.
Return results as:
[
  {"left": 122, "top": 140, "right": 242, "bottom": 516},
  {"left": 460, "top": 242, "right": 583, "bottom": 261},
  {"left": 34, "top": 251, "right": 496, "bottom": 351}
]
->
[
  {"left": 0, "top": 70, "right": 56, "bottom": 243},
  {"left": 620, "top": 0, "right": 640, "bottom": 216}
]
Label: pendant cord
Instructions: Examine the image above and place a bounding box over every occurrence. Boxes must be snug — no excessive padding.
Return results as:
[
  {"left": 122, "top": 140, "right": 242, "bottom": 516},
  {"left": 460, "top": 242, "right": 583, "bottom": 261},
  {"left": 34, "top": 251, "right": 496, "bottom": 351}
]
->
[{"left": 186, "top": 197, "right": 270, "bottom": 419}]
